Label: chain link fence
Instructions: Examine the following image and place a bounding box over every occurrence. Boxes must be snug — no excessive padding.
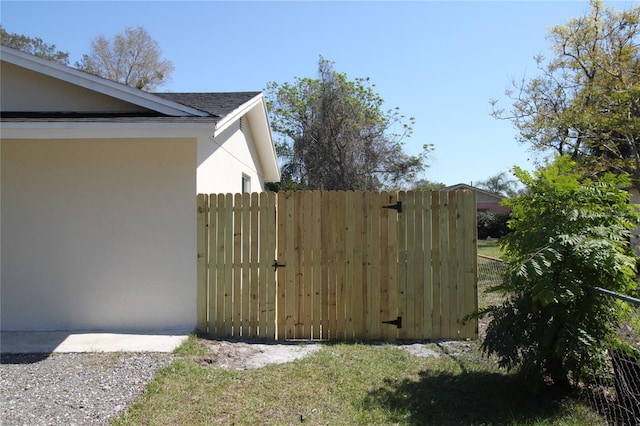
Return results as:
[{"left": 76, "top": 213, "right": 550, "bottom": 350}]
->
[
  {"left": 477, "top": 254, "right": 640, "bottom": 425},
  {"left": 583, "top": 288, "right": 640, "bottom": 425}
]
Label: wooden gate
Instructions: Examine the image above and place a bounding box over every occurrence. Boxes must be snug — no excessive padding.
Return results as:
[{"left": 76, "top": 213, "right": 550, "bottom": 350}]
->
[{"left": 197, "top": 190, "right": 477, "bottom": 341}]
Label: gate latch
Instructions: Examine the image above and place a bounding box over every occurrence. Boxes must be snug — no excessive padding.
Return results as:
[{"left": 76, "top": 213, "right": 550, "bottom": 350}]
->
[
  {"left": 382, "top": 316, "right": 402, "bottom": 329},
  {"left": 272, "top": 260, "right": 286, "bottom": 272},
  {"left": 382, "top": 201, "right": 402, "bottom": 213}
]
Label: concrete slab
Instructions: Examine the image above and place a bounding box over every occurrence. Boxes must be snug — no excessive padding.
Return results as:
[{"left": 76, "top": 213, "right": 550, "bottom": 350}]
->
[{"left": 0, "top": 331, "right": 189, "bottom": 354}]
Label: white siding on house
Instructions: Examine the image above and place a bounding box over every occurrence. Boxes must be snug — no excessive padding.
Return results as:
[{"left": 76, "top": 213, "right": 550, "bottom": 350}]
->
[
  {"left": 1, "top": 138, "right": 197, "bottom": 331},
  {"left": 197, "top": 119, "right": 265, "bottom": 194}
]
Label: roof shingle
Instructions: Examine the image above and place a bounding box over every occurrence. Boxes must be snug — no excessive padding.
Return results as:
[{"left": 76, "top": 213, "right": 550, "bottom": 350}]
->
[{"left": 153, "top": 92, "right": 261, "bottom": 118}]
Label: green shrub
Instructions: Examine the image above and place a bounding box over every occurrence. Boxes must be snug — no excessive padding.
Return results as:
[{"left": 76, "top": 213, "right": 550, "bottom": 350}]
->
[
  {"left": 479, "top": 156, "right": 640, "bottom": 389},
  {"left": 477, "top": 211, "right": 510, "bottom": 240}
]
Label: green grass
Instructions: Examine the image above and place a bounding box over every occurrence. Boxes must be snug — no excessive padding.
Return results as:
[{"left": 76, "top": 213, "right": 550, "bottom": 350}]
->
[
  {"left": 477, "top": 238, "right": 503, "bottom": 259},
  {"left": 113, "top": 342, "right": 603, "bottom": 426}
]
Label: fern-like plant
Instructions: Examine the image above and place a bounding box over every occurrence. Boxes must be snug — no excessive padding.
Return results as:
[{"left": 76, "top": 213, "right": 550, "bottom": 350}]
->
[{"left": 480, "top": 156, "right": 640, "bottom": 389}]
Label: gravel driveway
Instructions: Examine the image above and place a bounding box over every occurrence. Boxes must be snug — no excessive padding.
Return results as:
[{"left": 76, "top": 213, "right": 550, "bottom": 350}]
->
[{"left": 0, "top": 352, "right": 173, "bottom": 425}]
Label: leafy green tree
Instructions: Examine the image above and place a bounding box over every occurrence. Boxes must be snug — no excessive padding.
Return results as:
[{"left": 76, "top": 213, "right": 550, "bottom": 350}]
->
[
  {"left": 0, "top": 25, "right": 69, "bottom": 65},
  {"left": 475, "top": 171, "right": 519, "bottom": 197},
  {"left": 409, "top": 179, "right": 446, "bottom": 191},
  {"left": 492, "top": 0, "right": 640, "bottom": 189},
  {"left": 266, "top": 57, "right": 430, "bottom": 191},
  {"left": 76, "top": 26, "right": 173, "bottom": 91},
  {"left": 480, "top": 156, "right": 640, "bottom": 388}
]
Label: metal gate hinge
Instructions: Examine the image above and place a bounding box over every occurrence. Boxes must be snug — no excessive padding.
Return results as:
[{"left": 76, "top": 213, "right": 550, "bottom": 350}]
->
[
  {"left": 382, "top": 201, "right": 402, "bottom": 213},
  {"left": 382, "top": 316, "right": 402, "bottom": 329}
]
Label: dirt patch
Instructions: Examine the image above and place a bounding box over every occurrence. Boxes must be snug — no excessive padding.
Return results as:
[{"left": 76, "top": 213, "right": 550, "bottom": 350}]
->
[
  {"left": 198, "top": 340, "right": 322, "bottom": 370},
  {"left": 195, "top": 339, "right": 476, "bottom": 369}
]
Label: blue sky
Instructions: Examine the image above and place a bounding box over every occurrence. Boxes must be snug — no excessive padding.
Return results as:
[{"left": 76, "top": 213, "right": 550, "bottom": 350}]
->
[{"left": 2, "top": 1, "right": 637, "bottom": 186}]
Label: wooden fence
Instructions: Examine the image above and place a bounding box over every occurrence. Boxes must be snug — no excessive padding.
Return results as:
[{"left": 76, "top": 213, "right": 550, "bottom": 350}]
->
[{"left": 197, "top": 190, "right": 477, "bottom": 341}]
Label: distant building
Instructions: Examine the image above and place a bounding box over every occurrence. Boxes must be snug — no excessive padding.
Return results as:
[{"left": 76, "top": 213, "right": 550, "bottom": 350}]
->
[{"left": 443, "top": 184, "right": 511, "bottom": 214}]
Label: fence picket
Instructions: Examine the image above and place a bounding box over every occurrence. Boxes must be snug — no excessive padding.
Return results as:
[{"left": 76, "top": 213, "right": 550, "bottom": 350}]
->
[
  {"left": 276, "top": 192, "right": 287, "bottom": 340},
  {"left": 462, "top": 190, "right": 478, "bottom": 339},
  {"left": 431, "top": 191, "right": 442, "bottom": 339},
  {"left": 422, "top": 191, "right": 433, "bottom": 339},
  {"left": 413, "top": 191, "right": 425, "bottom": 338},
  {"left": 334, "top": 191, "right": 347, "bottom": 340},
  {"left": 368, "top": 191, "right": 381, "bottom": 340},
  {"left": 351, "top": 191, "right": 365, "bottom": 340},
  {"left": 197, "top": 194, "right": 208, "bottom": 333},
  {"left": 344, "top": 192, "right": 356, "bottom": 340},
  {"left": 385, "top": 192, "right": 399, "bottom": 340},
  {"left": 259, "top": 192, "right": 275, "bottom": 338}
]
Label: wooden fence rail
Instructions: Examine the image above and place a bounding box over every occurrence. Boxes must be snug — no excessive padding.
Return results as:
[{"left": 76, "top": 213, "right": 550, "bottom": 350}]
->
[{"left": 197, "top": 190, "right": 477, "bottom": 341}]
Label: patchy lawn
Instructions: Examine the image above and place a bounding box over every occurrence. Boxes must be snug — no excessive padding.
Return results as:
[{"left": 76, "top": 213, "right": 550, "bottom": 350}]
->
[{"left": 112, "top": 337, "right": 603, "bottom": 425}]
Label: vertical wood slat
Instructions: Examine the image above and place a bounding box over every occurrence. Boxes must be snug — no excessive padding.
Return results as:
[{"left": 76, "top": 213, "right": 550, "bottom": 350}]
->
[
  {"left": 311, "top": 191, "right": 322, "bottom": 339},
  {"left": 222, "top": 194, "right": 234, "bottom": 337},
  {"left": 440, "top": 191, "right": 452, "bottom": 338},
  {"left": 351, "top": 191, "right": 365, "bottom": 340},
  {"left": 422, "top": 191, "right": 433, "bottom": 339},
  {"left": 249, "top": 193, "right": 259, "bottom": 337},
  {"left": 320, "top": 192, "right": 330, "bottom": 339},
  {"left": 404, "top": 191, "right": 416, "bottom": 339},
  {"left": 344, "top": 192, "right": 356, "bottom": 340},
  {"left": 276, "top": 192, "right": 287, "bottom": 340},
  {"left": 413, "top": 192, "right": 425, "bottom": 339},
  {"left": 385, "top": 192, "right": 399, "bottom": 340},
  {"left": 213, "top": 194, "right": 225, "bottom": 336},
  {"left": 233, "top": 194, "right": 243, "bottom": 336},
  {"left": 368, "top": 192, "right": 381, "bottom": 340},
  {"left": 455, "top": 191, "right": 464, "bottom": 339},
  {"left": 196, "top": 194, "right": 208, "bottom": 334},
  {"left": 262, "top": 192, "right": 277, "bottom": 338},
  {"left": 378, "top": 192, "right": 391, "bottom": 340},
  {"left": 396, "top": 191, "right": 407, "bottom": 340},
  {"left": 284, "top": 192, "right": 296, "bottom": 339},
  {"left": 293, "top": 192, "right": 304, "bottom": 338},
  {"left": 431, "top": 191, "right": 442, "bottom": 339},
  {"left": 447, "top": 191, "right": 458, "bottom": 338},
  {"left": 334, "top": 191, "right": 347, "bottom": 340},
  {"left": 298, "top": 191, "right": 314, "bottom": 339},
  {"left": 462, "top": 190, "right": 478, "bottom": 339},
  {"left": 363, "top": 191, "right": 373, "bottom": 340},
  {"left": 325, "top": 192, "right": 339, "bottom": 339}
]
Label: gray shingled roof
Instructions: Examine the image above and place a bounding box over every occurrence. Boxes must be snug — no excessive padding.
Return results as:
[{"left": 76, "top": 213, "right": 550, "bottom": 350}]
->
[
  {"left": 153, "top": 92, "right": 261, "bottom": 118},
  {"left": 1, "top": 92, "right": 262, "bottom": 123}
]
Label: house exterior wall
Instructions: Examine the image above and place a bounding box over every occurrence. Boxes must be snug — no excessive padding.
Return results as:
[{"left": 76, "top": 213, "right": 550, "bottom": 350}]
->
[
  {"left": 475, "top": 192, "right": 510, "bottom": 213},
  {"left": 1, "top": 137, "right": 197, "bottom": 331},
  {"left": 197, "top": 119, "right": 265, "bottom": 193}
]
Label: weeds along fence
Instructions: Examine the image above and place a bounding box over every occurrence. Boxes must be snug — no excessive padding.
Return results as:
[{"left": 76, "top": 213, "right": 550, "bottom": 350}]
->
[{"left": 477, "top": 254, "right": 640, "bottom": 425}]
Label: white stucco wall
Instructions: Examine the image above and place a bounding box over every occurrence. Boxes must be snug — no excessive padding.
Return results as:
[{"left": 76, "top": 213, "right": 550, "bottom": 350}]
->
[
  {"left": 197, "top": 119, "right": 266, "bottom": 194},
  {"left": 1, "top": 137, "right": 197, "bottom": 331}
]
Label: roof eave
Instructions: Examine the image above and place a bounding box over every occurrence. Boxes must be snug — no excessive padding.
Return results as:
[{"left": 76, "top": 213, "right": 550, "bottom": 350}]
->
[{"left": 213, "top": 93, "right": 281, "bottom": 182}]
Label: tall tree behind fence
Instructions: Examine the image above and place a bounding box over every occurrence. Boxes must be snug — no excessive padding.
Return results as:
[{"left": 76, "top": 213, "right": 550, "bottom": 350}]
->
[{"left": 197, "top": 190, "right": 477, "bottom": 341}]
